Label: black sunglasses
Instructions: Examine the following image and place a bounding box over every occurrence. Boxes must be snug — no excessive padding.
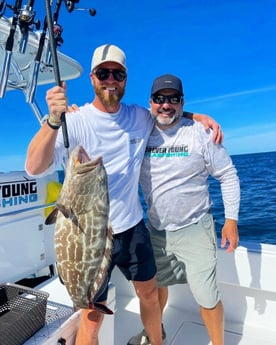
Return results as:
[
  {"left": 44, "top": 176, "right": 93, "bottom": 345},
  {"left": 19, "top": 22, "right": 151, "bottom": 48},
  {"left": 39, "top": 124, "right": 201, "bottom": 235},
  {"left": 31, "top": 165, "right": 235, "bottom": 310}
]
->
[
  {"left": 94, "top": 68, "right": 127, "bottom": 82},
  {"left": 152, "top": 93, "right": 182, "bottom": 105}
]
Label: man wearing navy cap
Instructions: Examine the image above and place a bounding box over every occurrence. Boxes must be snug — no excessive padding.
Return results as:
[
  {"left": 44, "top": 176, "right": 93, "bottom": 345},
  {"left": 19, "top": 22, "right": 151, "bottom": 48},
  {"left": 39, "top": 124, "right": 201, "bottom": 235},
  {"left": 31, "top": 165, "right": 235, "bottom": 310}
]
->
[{"left": 128, "top": 74, "right": 240, "bottom": 345}]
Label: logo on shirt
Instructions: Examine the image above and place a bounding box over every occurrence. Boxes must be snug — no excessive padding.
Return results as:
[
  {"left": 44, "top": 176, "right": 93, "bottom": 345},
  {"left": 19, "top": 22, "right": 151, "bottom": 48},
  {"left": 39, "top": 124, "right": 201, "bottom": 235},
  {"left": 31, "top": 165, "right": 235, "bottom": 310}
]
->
[
  {"left": 130, "top": 137, "right": 142, "bottom": 144},
  {"left": 145, "top": 145, "right": 189, "bottom": 157}
]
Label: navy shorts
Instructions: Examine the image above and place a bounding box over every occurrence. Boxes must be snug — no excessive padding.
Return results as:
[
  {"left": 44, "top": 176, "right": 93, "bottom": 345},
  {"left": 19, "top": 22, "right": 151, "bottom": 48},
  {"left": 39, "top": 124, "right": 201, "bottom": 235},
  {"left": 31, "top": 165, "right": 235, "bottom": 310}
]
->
[{"left": 96, "top": 219, "right": 157, "bottom": 302}]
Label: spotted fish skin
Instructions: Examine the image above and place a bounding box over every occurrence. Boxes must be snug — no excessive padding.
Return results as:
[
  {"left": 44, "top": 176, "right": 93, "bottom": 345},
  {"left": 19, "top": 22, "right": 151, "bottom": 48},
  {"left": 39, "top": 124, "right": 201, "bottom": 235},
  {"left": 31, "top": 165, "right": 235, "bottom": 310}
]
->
[{"left": 46, "top": 145, "right": 113, "bottom": 311}]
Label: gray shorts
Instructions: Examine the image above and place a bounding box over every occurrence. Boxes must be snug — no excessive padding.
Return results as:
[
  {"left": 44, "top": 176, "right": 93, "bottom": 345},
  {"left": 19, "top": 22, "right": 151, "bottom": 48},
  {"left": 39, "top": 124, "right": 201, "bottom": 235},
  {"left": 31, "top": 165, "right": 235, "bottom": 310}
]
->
[{"left": 149, "top": 212, "right": 220, "bottom": 308}]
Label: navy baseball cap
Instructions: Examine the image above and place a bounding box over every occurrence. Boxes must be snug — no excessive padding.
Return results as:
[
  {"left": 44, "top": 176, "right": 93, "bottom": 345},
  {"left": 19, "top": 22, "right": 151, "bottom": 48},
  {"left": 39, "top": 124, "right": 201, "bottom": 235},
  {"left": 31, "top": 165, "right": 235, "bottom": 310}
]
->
[{"left": 151, "top": 74, "right": 183, "bottom": 96}]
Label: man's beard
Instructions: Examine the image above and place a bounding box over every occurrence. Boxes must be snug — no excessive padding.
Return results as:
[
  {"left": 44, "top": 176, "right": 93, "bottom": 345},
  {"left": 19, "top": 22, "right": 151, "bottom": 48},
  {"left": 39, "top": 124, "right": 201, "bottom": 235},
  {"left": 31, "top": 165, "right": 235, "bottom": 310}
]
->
[
  {"left": 94, "top": 84, "right": 125, "bottom": 107},
  {"left": 154, "top": 109, "right": 181, "bottom": 127}
]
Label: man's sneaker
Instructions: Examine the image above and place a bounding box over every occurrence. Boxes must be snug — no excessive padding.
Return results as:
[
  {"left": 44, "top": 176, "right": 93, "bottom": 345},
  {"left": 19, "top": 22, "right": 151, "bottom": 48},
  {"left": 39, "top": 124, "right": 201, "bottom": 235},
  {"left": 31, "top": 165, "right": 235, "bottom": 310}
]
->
[
  {"left": 127, "top": 324, "right": 166, "bottom": 345},
  {"left": 127, "top": 329, "right": 149, "bottom": 345}
]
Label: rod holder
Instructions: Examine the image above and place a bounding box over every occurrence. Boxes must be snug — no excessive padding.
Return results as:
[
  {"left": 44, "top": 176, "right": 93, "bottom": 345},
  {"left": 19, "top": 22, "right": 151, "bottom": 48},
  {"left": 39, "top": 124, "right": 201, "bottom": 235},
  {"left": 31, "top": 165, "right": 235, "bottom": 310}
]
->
[{"left": 0, "top": 50, "right": 12, "bottom": 98}]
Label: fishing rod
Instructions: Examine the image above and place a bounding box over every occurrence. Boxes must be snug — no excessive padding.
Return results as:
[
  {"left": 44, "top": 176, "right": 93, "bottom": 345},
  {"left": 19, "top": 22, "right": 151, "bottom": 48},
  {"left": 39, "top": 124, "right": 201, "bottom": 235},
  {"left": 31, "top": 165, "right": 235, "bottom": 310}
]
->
[
  {"left": 18, "top": 0, "right": 40, "bottom": 54},
  {"left": 27, "top": 0, "right": 64, "bottom": 104},
  {"left": 26, "top": 15, "right": 47, "bottom": 103},
  {"left": 45, "top": 0, "right": 69, "bottom": 149},
  {"left": 44, "top": 0, "right": 96, "bottom": 149},
  {"left": 0, "top": 0, "right": 23, "bottom": 98}
]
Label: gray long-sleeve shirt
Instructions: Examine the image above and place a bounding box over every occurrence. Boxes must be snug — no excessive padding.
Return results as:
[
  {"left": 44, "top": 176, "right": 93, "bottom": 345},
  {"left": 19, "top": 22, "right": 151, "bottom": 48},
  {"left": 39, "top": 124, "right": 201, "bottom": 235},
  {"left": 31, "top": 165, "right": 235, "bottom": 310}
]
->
[{"left": 140, "top": 117, "right": 240, "bottom": 231}]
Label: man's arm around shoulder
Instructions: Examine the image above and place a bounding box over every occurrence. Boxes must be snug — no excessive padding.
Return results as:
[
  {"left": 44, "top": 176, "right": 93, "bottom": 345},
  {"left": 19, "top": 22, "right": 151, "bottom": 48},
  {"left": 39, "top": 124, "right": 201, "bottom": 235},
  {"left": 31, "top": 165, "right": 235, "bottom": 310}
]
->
[{"left": 183, "top": 111, "right": 223, "bottom": 144}]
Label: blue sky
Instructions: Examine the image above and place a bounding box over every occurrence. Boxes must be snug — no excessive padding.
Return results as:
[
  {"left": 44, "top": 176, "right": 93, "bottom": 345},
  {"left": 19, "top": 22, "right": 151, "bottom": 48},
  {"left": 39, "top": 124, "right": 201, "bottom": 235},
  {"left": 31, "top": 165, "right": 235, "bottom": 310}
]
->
[{"left": 0, "top": 0, "right": 275, "bottom": 172}]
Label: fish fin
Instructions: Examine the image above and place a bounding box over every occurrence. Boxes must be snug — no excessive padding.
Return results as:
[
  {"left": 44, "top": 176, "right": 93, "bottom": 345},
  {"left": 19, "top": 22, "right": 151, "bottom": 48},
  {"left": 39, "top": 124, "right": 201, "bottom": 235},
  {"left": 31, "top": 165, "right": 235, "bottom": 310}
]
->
[
  {"left": 45, "top": 207, "right": 59, "bottom": 225},
  {"left": 57, "top": 269, "right": 64, "bottom": 285},
  {"left": 108, "top": 221, "right": 113, "bottom": 233},
  {"left": 57, "top": 205, "right": 85, "bottom": 233},
  {"left": 93, "top": 302, "right": 114, "bottom": 315},
  {"left": 57, "top": 204, "right": 73, "bottom": 219},
  {"left": 70, "top": 212, "right": 82, "bottom": 229},
  {"left": 45, "top": 203, "right": 73, "bottom": 225},
  {"left": 68, "top": 211, "right": 86, "bottom": 233}
]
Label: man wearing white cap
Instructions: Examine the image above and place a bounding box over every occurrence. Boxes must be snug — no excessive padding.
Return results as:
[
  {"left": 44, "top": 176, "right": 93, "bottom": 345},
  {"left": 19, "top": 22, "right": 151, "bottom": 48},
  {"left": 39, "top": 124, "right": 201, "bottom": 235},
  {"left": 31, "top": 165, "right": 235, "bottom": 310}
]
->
[{"left": 25, "top": 45, "right": 222, "bottom": 345}]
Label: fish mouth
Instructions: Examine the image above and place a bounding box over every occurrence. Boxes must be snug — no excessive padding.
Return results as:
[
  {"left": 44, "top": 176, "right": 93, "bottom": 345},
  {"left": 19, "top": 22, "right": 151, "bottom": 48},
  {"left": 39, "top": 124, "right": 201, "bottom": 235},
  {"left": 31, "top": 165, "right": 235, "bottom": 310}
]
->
[{"left": 74, "top": 147, "right": 102, "bottom": 174}]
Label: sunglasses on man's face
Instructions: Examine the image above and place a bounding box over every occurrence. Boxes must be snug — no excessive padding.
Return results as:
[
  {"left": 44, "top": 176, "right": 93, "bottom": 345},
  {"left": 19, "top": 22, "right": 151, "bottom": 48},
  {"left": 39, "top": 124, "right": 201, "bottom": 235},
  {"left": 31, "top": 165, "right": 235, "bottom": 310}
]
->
[
  {"left": 93, "top": 68, "right": 127, "bottom": 82},
  {"left": 151, "top": 94, "right": 182, "bottom": 105}
]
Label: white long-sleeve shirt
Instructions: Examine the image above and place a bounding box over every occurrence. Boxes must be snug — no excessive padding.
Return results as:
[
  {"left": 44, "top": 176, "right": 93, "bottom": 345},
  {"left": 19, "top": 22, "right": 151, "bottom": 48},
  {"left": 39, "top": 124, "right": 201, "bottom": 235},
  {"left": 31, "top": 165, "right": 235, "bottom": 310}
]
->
[{"left": 140, "top": 117, "right": 240, "bottom": 231}]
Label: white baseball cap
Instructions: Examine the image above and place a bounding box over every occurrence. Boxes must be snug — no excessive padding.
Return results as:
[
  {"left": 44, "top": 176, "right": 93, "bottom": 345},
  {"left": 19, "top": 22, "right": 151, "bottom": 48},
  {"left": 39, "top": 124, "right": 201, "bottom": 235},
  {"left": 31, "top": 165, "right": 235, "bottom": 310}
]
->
[{"left": 91, "top": 44, "right": 127, "bottom": 71}]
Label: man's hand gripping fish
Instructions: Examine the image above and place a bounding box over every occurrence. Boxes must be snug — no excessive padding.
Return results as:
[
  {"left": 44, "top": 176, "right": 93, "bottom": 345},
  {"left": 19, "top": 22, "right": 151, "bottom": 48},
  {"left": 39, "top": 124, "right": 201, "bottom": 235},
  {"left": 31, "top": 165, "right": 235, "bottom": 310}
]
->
[{"left": 46, "top": 145, "right": 113, "bottom": 314}]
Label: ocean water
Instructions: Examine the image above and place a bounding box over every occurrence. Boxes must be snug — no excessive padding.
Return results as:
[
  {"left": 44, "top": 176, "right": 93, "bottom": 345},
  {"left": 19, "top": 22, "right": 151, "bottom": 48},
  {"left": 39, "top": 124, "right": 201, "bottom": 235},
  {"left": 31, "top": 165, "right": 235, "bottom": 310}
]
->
[
  {"left": 209, "top": 151, "right": 276, "bottom": 245},
  {"left": 140, "top": 151, "right": 276, "bottom": 245}
]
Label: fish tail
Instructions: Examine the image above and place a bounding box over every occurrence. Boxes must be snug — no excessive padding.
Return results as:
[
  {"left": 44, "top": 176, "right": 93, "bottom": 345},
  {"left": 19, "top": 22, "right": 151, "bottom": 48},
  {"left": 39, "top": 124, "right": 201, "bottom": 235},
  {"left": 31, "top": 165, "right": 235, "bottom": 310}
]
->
[
  {"left": 87, "top": 300, "right": 113, "bottom": 314},
  {"left": 94, "top": 302, "right": 114, "bottom": 315}
]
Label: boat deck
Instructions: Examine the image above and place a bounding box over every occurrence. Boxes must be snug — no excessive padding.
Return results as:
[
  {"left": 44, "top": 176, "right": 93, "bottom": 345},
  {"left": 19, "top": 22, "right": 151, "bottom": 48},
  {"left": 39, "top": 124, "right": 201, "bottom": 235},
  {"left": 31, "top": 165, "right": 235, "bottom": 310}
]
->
[
  {"left": 22, "top": 264, "right": 276, "bottom": 345},
  {"left": 112, "top": 270, "right": 276, "bottom": 345},
  {"left": 116, "top": 295, "right": 276, "bottom": 345}
]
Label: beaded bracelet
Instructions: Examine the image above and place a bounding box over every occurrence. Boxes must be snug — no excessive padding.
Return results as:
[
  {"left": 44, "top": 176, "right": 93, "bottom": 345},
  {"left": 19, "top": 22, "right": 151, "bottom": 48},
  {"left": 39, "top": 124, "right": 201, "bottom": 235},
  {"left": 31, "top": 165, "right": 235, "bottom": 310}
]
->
[
  {"left": 46, "top": 114, "right": 61, "bottom": 130},
  {"left": 47, "top": 118, "right": 61, "bottom": 130}
]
